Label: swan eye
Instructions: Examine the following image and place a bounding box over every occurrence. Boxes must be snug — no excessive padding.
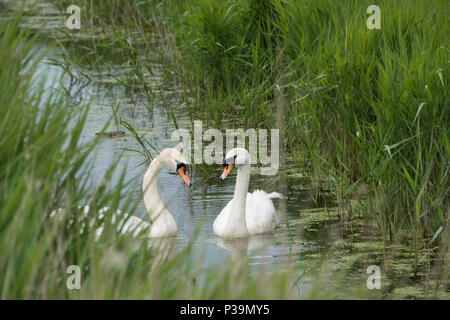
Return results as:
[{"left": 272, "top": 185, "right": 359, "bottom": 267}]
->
[
  {"left": 223, "top": 156, "right": 236, "bottom": 167},
  {"left": 176, "top": 162, "right": 185, "bottom": 172},
  {"left": 176, "top": 162, "right": 191, "bottom": 175}
]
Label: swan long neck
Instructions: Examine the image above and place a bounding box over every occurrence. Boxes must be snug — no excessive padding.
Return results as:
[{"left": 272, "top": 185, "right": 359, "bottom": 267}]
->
[
  {"left": 226, "top": 163, "right": 250, "bottom": 236},
  {"left": 142, "top": 156, "right": 169, "bottom": 223}
]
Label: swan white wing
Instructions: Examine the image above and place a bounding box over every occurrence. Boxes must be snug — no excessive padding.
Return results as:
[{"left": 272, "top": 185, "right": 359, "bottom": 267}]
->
[
  {"left": 213, "top": 199, "right": 233, "bottom": 236},
  {"left": 214, "top": 190, "right": 281, "bottom": 237},
  {"left": 51, "top": 206, "right": 155, "bottom": 240},
  {"left": 246, "top": 190, "right": 279, "bottom": 235},
  {"left": 88, "top": 206, "right": 151, "bottom": 238},
  {"left": 120, "top": 214, "right": 151, "bottom": 236},
  {"left": 266, "top": 192, "right": 283, "bottom": 199}
]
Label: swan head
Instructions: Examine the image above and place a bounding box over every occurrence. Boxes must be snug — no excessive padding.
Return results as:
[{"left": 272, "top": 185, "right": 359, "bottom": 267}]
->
[
  {"left": 159, "top": 148, "right": 192, "bottom": 187},
  {"left": 220, "top": 147, "right": 250, "bottom": 181}
]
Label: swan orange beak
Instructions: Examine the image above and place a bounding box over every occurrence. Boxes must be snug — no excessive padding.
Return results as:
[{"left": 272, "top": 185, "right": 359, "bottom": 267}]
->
[
  {"left": 220, "top": 164, "right": 234, "bottom": 181},
  {"left": 177, "top": 166, "right": 192, "bottom": 187}
]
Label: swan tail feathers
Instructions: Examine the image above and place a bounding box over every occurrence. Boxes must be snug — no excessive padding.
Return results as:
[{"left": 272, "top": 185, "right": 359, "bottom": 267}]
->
[{"left": 267, "top": 192, "right": 283, "bottom": 199}]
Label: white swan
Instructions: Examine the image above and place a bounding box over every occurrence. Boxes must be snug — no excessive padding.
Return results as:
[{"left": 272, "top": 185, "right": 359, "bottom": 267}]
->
[
  {"left": 139, "top": 147, "right": 191, "bottom": 237},
  {"left": 50, "top": 148, "right": 191, "bottom": 238},
  {"left": 213, "top": 148, "right": 282, "bottom": 238}
]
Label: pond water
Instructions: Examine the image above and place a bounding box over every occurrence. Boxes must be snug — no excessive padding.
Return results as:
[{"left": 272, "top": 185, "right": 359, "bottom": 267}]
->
[{"left": 15, "top": 1, "right": 447, "bottom": 299}]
